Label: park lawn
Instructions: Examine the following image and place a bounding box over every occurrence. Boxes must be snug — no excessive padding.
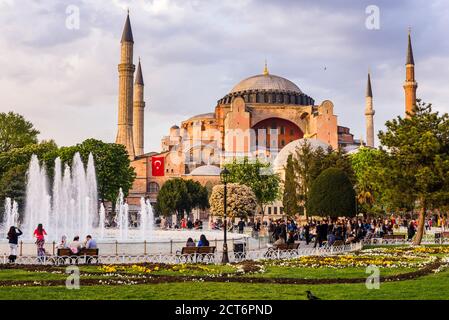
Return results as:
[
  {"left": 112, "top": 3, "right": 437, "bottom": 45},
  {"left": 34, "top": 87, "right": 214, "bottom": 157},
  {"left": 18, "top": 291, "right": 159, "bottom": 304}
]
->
[
  {"left": 243, "top": 266, "right": 417, "bottom": 279},
  {"left": 0, "top": 268, "right": 448, "bottom": 300}
]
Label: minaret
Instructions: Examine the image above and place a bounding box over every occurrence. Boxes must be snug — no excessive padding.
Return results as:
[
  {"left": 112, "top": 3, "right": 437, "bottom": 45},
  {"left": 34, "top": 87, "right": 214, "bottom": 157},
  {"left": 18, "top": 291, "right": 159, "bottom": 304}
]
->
[
  {"left": 403, "top": 29, "right": 418, "bottom": 118},
  {"left": 133, "top": 58, "right": 145, "bottom": 156},
  {"left": 116, "top": 11, "right": 136, "bottom": 159},
  {"left": 365, "top": 72, "right": 375, "bottom": 148}
]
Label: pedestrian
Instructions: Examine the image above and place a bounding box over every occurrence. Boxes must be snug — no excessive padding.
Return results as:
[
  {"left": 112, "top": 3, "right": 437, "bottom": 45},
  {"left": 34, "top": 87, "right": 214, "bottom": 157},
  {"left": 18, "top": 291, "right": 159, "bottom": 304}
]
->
[
  {"left": 7, "top": 226, "right": 22, "bottom": 263},
  {"left": 33, "top": 224, "right": 47, "bottom": 260}
]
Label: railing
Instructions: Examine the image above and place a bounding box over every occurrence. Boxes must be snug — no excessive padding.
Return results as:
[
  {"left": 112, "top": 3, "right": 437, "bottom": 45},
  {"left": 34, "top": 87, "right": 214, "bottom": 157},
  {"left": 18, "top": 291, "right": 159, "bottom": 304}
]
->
[{"left": 1, "top": 242, "right": 363, "bottom": 265}]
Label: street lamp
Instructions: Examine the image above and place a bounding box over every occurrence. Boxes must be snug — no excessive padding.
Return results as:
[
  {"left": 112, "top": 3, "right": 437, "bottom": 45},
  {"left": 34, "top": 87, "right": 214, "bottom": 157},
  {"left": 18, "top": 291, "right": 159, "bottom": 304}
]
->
[{"left": 220, "top": 167, "right": 230, "bottom": 264}]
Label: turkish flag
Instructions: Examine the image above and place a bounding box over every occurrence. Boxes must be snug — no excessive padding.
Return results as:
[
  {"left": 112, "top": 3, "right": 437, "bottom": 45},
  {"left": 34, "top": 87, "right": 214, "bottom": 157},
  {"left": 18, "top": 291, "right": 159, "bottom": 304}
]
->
[{"left": 152, "top": 156, "right": 165, "bottom": 176}]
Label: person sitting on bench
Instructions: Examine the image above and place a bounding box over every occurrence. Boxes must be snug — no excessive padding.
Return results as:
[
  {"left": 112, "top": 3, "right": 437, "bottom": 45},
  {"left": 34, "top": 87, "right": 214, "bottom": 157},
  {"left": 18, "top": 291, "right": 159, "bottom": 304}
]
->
[
  {"left": 69, "top": 236, "right": 82, "bottom": 255},
  {"left": 84, "top": 235, "right": 97, "bottom": 249}
]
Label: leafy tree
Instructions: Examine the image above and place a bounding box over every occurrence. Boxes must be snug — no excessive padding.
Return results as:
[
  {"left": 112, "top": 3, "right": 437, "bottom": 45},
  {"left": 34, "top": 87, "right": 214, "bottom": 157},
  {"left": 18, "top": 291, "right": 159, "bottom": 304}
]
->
[
  {"left": 156, "top": 178, "right": 190, "bottom": 218},
  {"left": 307, "top": 168, "right": 356, "bottom": 218},
  {"left": 0, "top": 164, "right": 27, "bottom": 220},
  {"left": 350, "top": 147, "right": 383, "bottom": 214},
  {"left": 185, "top": 179, "right": 209, "bottom": 213},
  {"left": 282, "top": 155, "right": 299, "bottom": 217},
  {"left": 288, "top": 141, "right": 354, "bottom": 217},
  {"left": 225, "top": 158, "right": 280, "bottom": 220},
  {"left": 0, "top": 112, "right": 39, "bottom": 153},
  {"left": 377, "top": 101, "right": 449, "bottom": 244},
  {"left": 58, "top": 139, "right": 136, "bottom": 206},
  {"left": 209, "top": 183, "right": 257, "bottom": 219},
  {"left": 156, "top": 179, "right": 209, "bottom": 219}
]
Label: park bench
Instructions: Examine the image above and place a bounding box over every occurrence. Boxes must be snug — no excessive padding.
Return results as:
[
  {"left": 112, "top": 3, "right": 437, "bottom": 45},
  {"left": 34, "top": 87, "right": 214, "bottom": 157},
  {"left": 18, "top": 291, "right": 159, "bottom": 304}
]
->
[
  {"left": 264, "top": 242, "right": 300, "bottom": 258},
  {"left": 177, "top": 246, "right": 216, "bottom": 263},
  {"left": 54, "top": 248, "right": 99, "bottom": 265},
  {"left": 382, "top": 234, "right": 406, "bottom": 244},
  {"left": 435, "top": 232, "right": 449, "bottom": 244}
]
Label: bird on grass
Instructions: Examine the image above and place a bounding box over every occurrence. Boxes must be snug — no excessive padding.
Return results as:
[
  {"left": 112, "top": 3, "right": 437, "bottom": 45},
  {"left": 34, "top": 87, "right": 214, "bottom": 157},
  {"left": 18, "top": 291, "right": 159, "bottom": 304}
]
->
[{"left": 305, "top": 290, "right": 321, "bottom": 300}]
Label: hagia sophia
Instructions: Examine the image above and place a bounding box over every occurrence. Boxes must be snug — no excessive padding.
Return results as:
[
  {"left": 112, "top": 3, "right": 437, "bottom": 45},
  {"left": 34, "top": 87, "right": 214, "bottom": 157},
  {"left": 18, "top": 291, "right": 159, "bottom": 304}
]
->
[{"left": 114, "top": 13, "right": 418, "bottom": 221}]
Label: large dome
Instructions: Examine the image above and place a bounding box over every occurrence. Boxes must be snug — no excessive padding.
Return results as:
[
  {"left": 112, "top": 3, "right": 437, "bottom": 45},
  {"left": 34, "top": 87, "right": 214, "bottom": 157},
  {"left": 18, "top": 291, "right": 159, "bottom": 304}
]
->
[
  {"left": 273, "top": 138, "right": 330, "bottom": 170},
  {"left": 230, "top": 74, "right": 302, "bottom": 94}
]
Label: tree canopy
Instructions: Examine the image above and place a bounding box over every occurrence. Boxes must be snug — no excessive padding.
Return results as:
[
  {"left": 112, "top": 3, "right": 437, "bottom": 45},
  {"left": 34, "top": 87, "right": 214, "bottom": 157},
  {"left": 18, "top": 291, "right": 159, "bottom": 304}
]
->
[
  {"left": 0, "top": 112, "right": 39, "bottom": 153},
  {"left": 375, "top": 100, "right": 449, "bottom": 244},
  {"left": 225, "top": 158, "right": 280, "bottom": 217},
  {"left": 307, "top": 167, "right": 356, "bottom": 218},
  {"left": 156, "top": 178, "right": 209, "bottom": 218},
  {"left": 209, "top": 183, "right": 257, "bottom": 219}
]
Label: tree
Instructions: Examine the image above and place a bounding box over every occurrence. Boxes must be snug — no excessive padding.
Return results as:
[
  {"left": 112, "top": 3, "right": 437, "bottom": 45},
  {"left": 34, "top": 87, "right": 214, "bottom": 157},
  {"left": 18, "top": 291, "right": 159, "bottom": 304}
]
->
[
  {"left": 209, "top": 183, "right": 257, "bottom": 220},
  {"left": 307, "top": 168, "right": 356, "bottom": 218},
  {"left": 0, "top": 112, "right": 39, "bottom": 153},
  {"left": 377, "top": 101, "right": 449, "bottom": 244},
  {"left": 58, "top": 139, "right": 136, "bottom": 206},
  {"left": 0, "top": 140, "right": 58, "bottom": 218},
  {"left": 156, "top": 178, "right": 190, "bottom": 218},
  {"left": 185, "top": 179, "right": 209, "bottom": 213},
  {"left": 350, "top": 147, "right": 383, "bottom": 214},
  {"left": 225, "top": 158, "right": 280, "bottom": 220},
  {"left": 282, "top": 155, "right": 299, "bottom": 216},
  {"left": 289, "top": 141, "right": 354, "bottom": 217}
]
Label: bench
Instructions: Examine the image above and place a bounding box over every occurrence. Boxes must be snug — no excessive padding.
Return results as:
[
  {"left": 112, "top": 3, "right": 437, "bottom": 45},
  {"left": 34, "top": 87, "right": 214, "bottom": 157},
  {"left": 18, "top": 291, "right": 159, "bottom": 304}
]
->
[
  {"left": 382, "top": 234, "right": 406, "bottom": 244},
  {"left": 265, "top": 242, "right": 300, "bottom": 258},
  {"left": 55, "top": 248, "right": 99, "bottom": 265},
  {"left": 435, "top": 232, "right": 449, "bottom": 244},
  {"left": 178, "top": 246, "right": 216, "bottom": 263}
]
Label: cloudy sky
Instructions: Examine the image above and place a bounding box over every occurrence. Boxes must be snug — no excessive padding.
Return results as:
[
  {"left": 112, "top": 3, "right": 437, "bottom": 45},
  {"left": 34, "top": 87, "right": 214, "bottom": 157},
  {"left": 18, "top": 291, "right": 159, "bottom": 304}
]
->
[{"left": 1, "top": 0, "right": 448, "bottom": 152}]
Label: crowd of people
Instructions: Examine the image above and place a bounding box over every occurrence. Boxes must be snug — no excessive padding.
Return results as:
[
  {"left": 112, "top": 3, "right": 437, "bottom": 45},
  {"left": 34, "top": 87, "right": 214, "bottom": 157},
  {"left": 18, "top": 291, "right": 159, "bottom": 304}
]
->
[
  {"left": 264, "top": 215, "right": 448, "bottom": 248},
  {"left": 158, "top": 217, "right": 204, "bottom": 230},
  {"left": 5, "top": 223, "right": 98, "bottom": 263}
]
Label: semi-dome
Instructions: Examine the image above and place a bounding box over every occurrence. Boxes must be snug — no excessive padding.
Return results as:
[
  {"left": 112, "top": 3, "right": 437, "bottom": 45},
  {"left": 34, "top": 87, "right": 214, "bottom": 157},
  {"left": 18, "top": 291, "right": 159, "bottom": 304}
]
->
[
  {"left": 189, "top": 164, "right": 221, "bottom": 176},
  {"left": 230, "top": 74, "right": 303, "bottom": 94},
  {"left": 273, "top": 138, "right": 330, "bottom": 170}
]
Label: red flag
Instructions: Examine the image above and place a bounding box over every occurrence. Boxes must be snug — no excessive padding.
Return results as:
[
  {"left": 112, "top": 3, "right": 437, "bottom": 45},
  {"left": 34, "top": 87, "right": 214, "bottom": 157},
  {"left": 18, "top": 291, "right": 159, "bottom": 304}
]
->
[{"left": 152, "top": 156, "right": 165, "bottom": 176}]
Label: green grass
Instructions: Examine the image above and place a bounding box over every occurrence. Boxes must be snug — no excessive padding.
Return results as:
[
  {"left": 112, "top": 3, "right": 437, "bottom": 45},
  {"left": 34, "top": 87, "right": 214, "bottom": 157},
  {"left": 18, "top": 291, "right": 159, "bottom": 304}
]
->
[
  {"left": 0, "top": 269, "right": 448, "bottom": 300},
  {"left": 244, "top": 266, "right": 417, "bottom": 279}
]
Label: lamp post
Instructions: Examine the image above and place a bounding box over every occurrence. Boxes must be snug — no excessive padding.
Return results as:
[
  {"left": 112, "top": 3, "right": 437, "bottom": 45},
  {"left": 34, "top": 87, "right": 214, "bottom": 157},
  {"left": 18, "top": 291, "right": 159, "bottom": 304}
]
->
[{"left": 220, "top": 167, "right": 230, "bottom": 264}]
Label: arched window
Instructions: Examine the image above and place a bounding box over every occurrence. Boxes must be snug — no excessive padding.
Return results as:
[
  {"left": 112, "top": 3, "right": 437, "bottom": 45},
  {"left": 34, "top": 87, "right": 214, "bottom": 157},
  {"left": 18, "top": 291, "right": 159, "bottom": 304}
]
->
[{"left": 148, "top": 182, "right": 160, "bottom": 193}]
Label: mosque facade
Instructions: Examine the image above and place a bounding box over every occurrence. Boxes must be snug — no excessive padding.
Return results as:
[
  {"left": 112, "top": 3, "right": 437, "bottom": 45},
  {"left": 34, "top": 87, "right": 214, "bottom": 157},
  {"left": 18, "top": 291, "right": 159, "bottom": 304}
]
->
[{"left": 114, "top": 14, "right": 417, "bottom": 221}]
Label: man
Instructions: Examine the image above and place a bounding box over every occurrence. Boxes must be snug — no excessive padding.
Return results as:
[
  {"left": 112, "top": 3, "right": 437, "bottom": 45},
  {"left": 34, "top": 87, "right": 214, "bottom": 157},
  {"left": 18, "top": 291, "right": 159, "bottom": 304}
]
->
[
  {"left": 84, "top": 235, "right": 97, "bottom": 249},
  {"left": 238, "top": 219, "right": 245, "bottom": 234},
  {"left": 314, "top": 221, "right": 322, "bottom": 248}
]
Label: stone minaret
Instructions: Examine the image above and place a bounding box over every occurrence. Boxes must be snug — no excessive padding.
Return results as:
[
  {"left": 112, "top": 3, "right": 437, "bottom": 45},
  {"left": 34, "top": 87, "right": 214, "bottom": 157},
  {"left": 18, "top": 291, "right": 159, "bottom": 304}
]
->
[
  {"left": 133, "top": 58, "right": 145, "bottom": 156},
  {"left": 116, "top": 12, "right": 136, "bottom": 159},
  {"left": 365, "top": 72, "right": 375, "bottom": 148},
  {"left": 403, "top": 29, "right": 417, "bottom": 118}
]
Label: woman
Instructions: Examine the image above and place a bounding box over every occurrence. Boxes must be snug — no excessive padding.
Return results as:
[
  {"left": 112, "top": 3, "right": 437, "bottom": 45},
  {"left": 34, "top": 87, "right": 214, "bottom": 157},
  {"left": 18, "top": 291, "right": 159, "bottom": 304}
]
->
[
  {"left": 197, "top": 234, "right": 209, "bottom": 247},
  {"left": 69, "top": 236, "right": 82, "bottom": 255},
  {"left": 57, "top": 235, "right": 68, "bottom": 249},
  {"left": 7, "top": 226, "right": 22, "bottom": 263},
  {"left": 185, "top": 237, "right": 195, "bottom": 247},
  {"left": 33, "top": 224, "right": 47, "bottom": 259}
]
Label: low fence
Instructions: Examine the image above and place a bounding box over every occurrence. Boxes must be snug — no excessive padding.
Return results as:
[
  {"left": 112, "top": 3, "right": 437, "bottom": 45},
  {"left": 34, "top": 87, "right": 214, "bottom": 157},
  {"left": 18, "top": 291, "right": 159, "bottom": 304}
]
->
[
  {"left": 0, "top": 242, "right": 363, "bottom": 265},
  {"left": 0, "top": 235, "right": 274, "bottom": 257}
]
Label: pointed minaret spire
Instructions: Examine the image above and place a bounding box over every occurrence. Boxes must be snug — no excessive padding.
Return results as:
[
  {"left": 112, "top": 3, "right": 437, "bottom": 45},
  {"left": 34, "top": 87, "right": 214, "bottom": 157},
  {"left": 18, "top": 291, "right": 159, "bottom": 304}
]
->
[
  {"left": 406, "top": 27, "right": 414, "bottom": 65},
  {"left": 366, "top": 71, "right": 373, "bottom": 97},
  {"left": 365, "top": 71, "right": 375, "bottom": 148},
  {"left": 116, "top": 12, "right": 136, "bottom": 159},
  {"left": 121, "top": 11, "right": 134, "bottom": 43},
  {"left": 133, "top": 58, "right": 146, "bottom": 156},
  {"left": 135, "top": 57, "right": 144, "bottom": 85},
  {"left": 263, "top": 59, "right": 269, "bottom": 76},
  {"left": 404, "top": 28, "right": 418, "bottom": 118}
]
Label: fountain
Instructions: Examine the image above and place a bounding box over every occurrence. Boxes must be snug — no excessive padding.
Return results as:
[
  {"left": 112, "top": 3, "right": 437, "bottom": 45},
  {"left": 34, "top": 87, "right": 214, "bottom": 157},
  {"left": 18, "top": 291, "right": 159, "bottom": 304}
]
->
[
  {"left": 22, "top": 153, "right": 99, "bottom": 241},
  {"left": 2, "top": 198, "right": 19, "bottom": 236},
  {"left": 0, "top": 153, "right": 249, "bottom": 256}
]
